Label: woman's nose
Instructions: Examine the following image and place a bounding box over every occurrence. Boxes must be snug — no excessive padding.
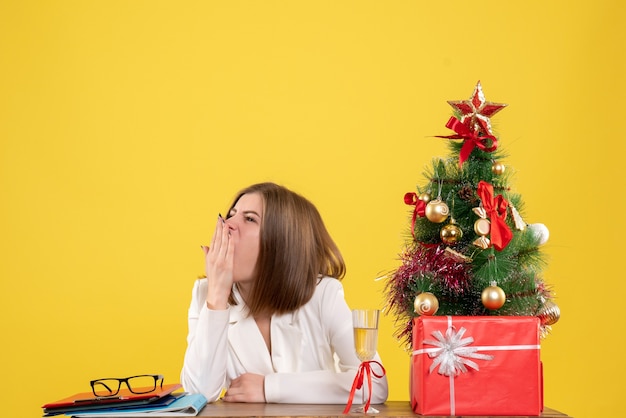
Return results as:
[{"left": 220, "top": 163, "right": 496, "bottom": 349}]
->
[{"left": 224, "top": 216, "right": 238, "bottom": 230}]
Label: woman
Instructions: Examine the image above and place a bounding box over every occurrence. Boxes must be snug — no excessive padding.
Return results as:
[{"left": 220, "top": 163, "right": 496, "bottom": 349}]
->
[{"left": 180, "top": 182, "right": 388, "bottom": 404}]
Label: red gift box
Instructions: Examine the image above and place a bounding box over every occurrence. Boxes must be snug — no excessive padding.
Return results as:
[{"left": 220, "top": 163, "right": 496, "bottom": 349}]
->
[{"left": 410, "top": 316, "right": 543, "bottom": 416}]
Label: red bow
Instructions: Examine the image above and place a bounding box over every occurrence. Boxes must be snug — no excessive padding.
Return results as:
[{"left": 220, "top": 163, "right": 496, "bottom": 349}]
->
[
  {"left": 437, "top": 116, "right": 498, "bottom": 166},
  {"left": 404, "top": 192, "right": 426, "bottom": 237},
  {"left": 343, "top": 361, "right": 386, "bottom": 414},
  {"left": 477, "top": 181, "right": 512, "bottom": 251}
]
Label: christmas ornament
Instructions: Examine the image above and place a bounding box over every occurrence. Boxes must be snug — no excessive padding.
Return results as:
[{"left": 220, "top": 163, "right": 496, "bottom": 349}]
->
[
  {"left": 477, "top": 181, "right": 512, "bottom": 251},
  {"left": 440, "top": 223, "right": 463, "bottom": 245},
  {"left": 447, "top": 81, "right": 507, "bottom": 136},
  {"left": 438, "top": 82, "right": 507, "bottom": 166},
  {"left": 528, "top": 223, "right": 550, "bottom": 245},
  {"left": 481, "top": 282, "right": 506, "bottom": 310},
  {"left": 472, "top": 205, "right": 491, "bottom": 235},
  {"left": 510, "top": 205, "right": 527, "bottom": 231},
  {"left": 414, "top": 292, "right": 439, "bottom": 316},
  {"left": 537, "top": 300, "right": 560, "bottom": 326},
  {"left": 472, "top": 204, "right": 491, "bottom": 249},
  {"left": 404, "top": 192, "right": 427, "bottom": 238},
  {"left": 458, "top": 184, "right": 477, "bottom": 204},
  {"left": 491, "top": 161, "right": 506, "bottom": 175},
  {"left": 425, "top": 199, "right": 449, "bottom": 223},
  {"left": 474, "top": 218, "right": 491, "bottom": 236},
  {"left": 437, "top": 117, "right": 498, "bottom": 167},
  {"left": 473, "top": 236, "right": 490, "bottom": 250},
  {"left": 418, "top": 192, "right": 431, "bottom": 203},
  {"left": 444, "top": 247, "right": 473, "bottom": 263}
]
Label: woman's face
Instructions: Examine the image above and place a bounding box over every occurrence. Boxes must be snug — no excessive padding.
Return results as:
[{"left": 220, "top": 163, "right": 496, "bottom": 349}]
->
[{"left": 226, "top": 192, "right": 263, "bottom": 284}]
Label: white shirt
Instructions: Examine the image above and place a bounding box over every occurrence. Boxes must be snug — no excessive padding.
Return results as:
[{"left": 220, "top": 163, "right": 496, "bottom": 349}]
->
[{"left": 180, "top": 277, "right": 388, "bottom": 404}]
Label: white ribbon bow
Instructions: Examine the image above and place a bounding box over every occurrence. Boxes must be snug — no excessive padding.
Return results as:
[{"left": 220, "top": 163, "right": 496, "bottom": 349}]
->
[{"left": 423, "top": 326, "right": 494, "bottom": 376}]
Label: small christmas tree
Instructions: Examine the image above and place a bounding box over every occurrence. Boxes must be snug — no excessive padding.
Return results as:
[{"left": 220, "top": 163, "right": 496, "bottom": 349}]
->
[{"left": 385, "top": 81, "right": 560, "bottom": 349}]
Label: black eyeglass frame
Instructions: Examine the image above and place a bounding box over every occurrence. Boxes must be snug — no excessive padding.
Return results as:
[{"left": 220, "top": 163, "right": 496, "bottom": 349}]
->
[{"left": 90, "top": 374, "right": 164, "bottom": 398}]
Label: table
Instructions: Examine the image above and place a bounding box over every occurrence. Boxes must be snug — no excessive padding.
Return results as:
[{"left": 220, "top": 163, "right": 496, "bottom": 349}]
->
[{"left": 189, "top": 401, "right": 572, "bottom": 417}]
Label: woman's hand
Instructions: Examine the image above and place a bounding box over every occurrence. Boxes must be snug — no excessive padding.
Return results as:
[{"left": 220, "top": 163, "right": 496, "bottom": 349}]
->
[
  {"left": 202, "top": 215, "right": 234, "bottom": 310},
  {"left": 223, "top": 373, "right": 266, "bottom": 403}
]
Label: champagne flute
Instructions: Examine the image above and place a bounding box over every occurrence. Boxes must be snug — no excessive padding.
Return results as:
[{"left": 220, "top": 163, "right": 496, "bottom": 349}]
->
[{"left": 352, "top": 309, "right": 380, "bottom": 414}]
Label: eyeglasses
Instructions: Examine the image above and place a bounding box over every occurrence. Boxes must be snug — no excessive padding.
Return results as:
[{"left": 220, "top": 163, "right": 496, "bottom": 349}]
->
[{"left": 90, "top": 374, "right": 164, "bottom": 398}]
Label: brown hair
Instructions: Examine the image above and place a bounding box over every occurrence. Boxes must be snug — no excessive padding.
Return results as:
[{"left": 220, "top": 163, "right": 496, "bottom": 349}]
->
[{"left": 227, "top": 182, "right": 345, "bottom": 316}]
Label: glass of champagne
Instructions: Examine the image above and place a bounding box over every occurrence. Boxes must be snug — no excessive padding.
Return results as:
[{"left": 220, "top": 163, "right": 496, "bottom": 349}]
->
[{"left": 352, "top": 309, "right": 380, "bottom": 414}]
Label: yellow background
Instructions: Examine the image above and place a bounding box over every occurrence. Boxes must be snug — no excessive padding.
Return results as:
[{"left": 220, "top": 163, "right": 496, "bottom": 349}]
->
[{"left": 1, "top": 1, "right": 624, "bottom": 417}]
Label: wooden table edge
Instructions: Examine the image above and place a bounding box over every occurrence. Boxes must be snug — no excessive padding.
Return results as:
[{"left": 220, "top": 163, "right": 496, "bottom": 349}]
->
[{"left": 190, "top": 401, "right": 571, "bottom": 418}]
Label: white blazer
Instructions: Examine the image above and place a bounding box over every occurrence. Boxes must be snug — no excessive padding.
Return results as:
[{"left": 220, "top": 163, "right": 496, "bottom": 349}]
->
[{"left": 180, "top": 277, "right": 388, "bottom": 404}]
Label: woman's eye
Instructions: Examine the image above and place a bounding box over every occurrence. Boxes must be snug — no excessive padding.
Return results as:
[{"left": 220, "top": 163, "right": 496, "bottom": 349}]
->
[{"left": 245, "top": 216, "right": 256, "bottom": 223}]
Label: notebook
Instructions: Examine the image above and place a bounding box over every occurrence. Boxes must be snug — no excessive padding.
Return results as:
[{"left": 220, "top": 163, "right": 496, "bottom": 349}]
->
[{"left": 42, "top": 383, "right": 182, "bottom": 415}]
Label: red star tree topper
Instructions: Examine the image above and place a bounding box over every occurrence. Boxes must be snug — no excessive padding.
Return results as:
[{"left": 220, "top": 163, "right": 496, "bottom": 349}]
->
[{"left": 447, "top": 81, "right": 507, "bottom": 135}]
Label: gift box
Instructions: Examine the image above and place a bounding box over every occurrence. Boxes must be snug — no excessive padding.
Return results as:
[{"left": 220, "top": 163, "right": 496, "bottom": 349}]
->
[{"left": 410, "top": 316, "right": 543, "bottom": 416}]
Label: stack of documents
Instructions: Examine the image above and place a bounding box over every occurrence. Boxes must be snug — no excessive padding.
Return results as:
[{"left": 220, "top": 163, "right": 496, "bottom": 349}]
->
[{"left": 42, "top": 384, "right": 207, "bottom": 417}]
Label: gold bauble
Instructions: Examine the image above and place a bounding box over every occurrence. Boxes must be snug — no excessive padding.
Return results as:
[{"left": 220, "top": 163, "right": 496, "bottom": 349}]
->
[
  {"left": 537, "top": 300, "right": 561, "bottom": 326},
  {"left": 425, "top": 199, "right": 450, "bottom": 223},
  {"left": 481, "top": 282, "right": 506, "bottom": 310},
  {"left": 414, "top": 292, "right": 439, "bottom": 316},
  {"left": 492, "top": 161, "right": 506, "bottom": 175},
  {"left": 418, "top": 192, "right": 431, "bottom": 203},
  {"left": 440, "top": 223, "right": 463, "bottom": 245}
]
